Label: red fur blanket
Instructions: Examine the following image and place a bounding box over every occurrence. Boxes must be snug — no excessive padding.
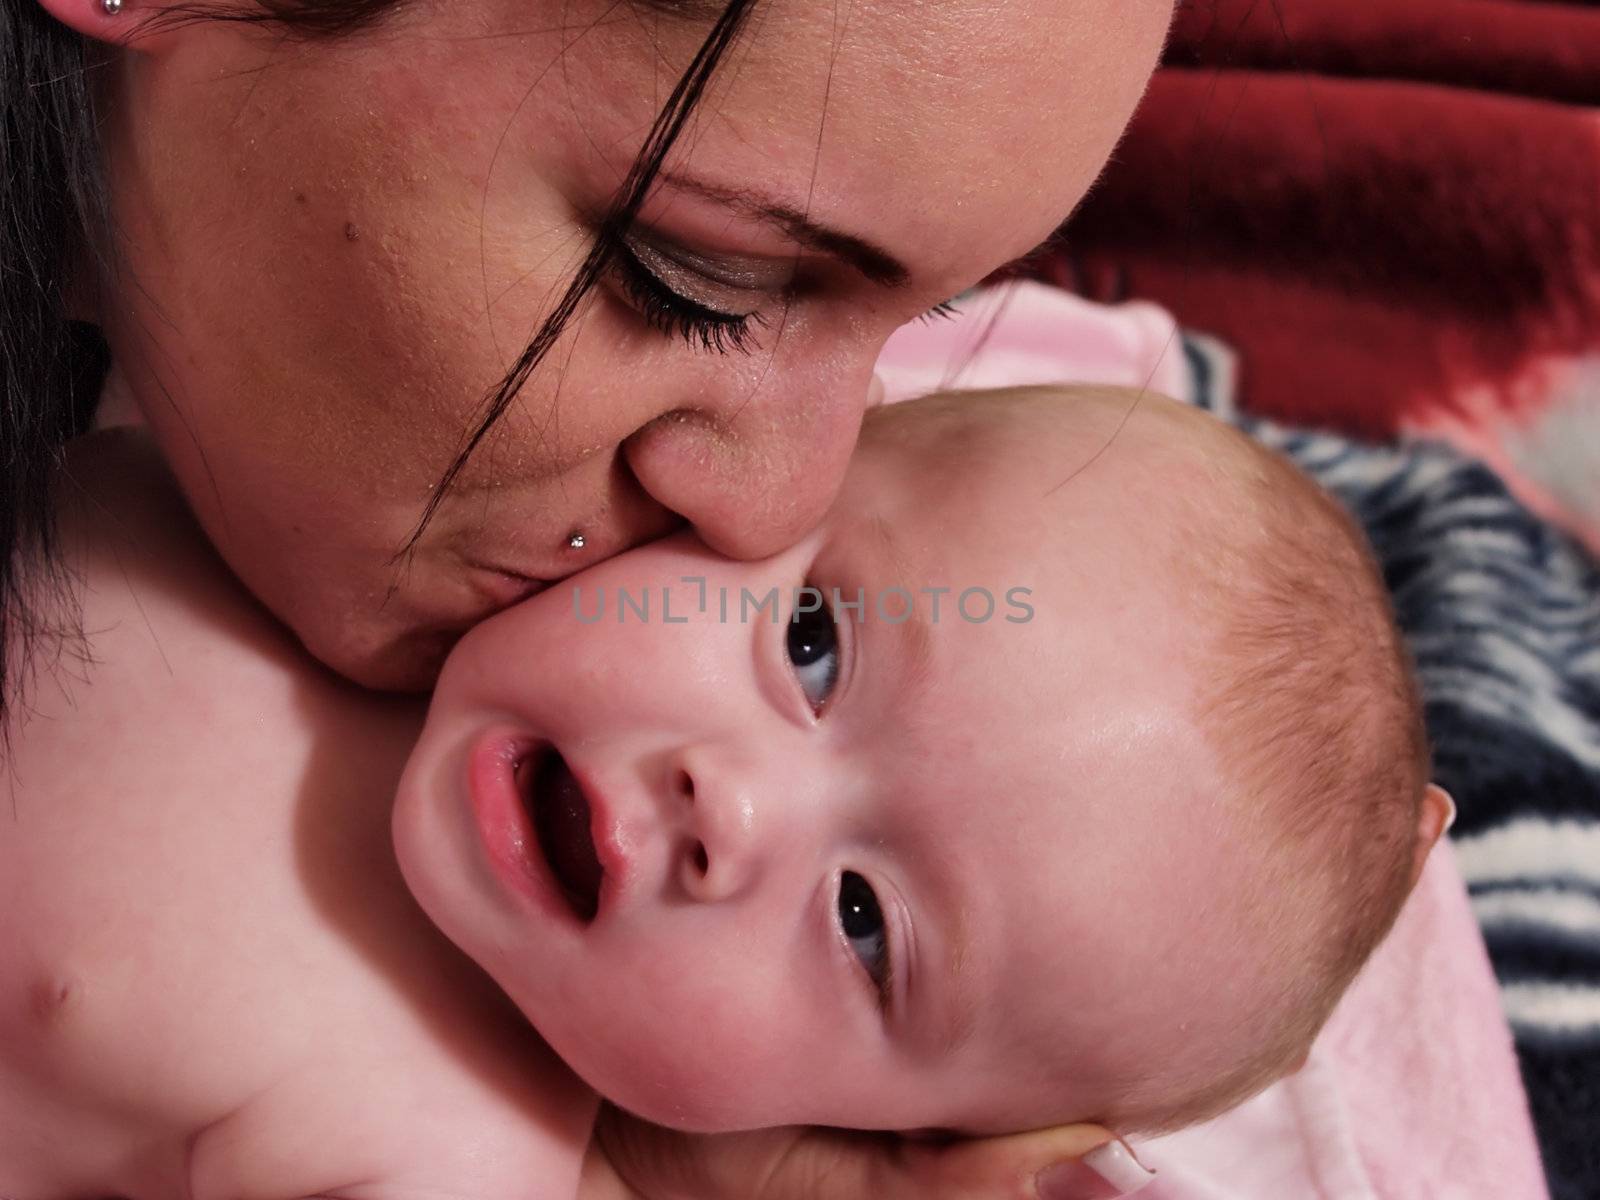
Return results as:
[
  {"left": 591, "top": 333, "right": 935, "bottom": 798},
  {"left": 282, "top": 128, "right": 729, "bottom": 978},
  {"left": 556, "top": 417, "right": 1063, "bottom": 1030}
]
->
[{"left": 1043, "top": 0, "right": 1600, "bottom": 555}]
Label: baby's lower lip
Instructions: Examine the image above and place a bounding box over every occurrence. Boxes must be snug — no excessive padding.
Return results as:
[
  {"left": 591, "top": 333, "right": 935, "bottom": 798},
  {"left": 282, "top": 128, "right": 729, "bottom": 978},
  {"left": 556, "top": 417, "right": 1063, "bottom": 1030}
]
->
[{"left": 465, "top": 731, "right": 587, "bottom": 928}]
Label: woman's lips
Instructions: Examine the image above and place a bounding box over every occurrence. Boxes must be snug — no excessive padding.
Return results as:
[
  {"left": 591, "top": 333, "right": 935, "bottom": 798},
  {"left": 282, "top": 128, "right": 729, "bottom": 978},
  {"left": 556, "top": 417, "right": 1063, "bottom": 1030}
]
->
[{"left": 471, "top": 568, "right": 550, "bottom": 609}]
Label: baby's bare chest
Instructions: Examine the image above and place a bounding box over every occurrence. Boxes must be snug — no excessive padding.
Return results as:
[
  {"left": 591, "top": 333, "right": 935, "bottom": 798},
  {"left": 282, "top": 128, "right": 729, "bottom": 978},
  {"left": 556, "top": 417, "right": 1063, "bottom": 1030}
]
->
[
  {"left": 0, "top": 672, "right": 591, "bottom": 1198},
  {"left": 0, "top": 885, "right": 592, "bottom": 1200}
]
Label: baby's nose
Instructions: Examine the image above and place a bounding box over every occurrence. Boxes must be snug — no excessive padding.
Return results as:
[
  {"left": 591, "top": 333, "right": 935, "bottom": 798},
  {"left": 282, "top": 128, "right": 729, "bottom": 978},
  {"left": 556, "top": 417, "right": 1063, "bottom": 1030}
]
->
[{"left": 672, "top": 753, "right": 760, "bottom": 903}]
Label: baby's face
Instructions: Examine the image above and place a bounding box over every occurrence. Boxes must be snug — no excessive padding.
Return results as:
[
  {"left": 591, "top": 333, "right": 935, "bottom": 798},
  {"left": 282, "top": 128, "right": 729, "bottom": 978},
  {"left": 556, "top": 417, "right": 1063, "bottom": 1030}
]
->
[{"left": 395, "top": 394, "right": 1269, "bottom": 1135}]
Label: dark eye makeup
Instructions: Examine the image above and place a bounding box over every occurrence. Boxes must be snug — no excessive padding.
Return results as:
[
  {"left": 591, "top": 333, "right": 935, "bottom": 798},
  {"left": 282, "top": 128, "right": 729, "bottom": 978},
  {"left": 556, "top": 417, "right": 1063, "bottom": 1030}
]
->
[
  {"left": 613, "top": 227, "right": 962, "bottom": 358},
  {"left": 612, "top": 237, "right": 766, "bottom": 355}
]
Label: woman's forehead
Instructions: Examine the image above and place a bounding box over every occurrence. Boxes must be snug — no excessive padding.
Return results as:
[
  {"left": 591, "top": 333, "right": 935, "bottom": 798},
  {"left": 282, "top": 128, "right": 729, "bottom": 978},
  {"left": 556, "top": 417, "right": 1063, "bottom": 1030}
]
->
[{"left": 559, "top": 0, "right": 1171, "bottom": 260}]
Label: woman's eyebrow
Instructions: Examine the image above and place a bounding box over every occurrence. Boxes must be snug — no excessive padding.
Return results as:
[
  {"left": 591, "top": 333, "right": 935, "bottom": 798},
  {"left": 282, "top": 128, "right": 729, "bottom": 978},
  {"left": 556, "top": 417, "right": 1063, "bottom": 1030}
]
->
[{"left": 655, "top": 171, "right": 912, "bottom": 287}]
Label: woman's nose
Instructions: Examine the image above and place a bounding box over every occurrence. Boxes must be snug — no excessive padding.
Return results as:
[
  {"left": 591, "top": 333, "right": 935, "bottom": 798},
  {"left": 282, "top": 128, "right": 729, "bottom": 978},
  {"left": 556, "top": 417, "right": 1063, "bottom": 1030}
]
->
[
  {"left": 622, "top": 369, "right": 872, "bottom": 561},
  {"left": 672, "top": 756, "right": 761, "bottom": 903}
]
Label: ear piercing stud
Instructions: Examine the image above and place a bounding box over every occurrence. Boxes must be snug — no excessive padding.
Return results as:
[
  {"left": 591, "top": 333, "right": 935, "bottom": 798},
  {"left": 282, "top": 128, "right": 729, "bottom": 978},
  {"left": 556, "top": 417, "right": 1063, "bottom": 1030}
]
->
[
  {"left": 102, "top": 0, "right": 123, "bottom": 14},
  {"left": 566, "top": 532, "right": 586, "bottom": 550}
]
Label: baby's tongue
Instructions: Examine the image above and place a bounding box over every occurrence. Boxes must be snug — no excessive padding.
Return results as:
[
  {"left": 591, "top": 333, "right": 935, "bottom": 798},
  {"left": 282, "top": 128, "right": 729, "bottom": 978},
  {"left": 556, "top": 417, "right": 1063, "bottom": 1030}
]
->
[{"left": 532, "top": 752, "right": 602, "bottom": 921}]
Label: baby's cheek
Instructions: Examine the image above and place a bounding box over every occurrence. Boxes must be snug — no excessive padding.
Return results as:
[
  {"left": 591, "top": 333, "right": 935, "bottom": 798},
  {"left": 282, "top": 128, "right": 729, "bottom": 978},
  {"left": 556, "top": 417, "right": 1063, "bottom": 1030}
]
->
[{"left": 574, "top": 955, "right": 811, "bottom": 1131}]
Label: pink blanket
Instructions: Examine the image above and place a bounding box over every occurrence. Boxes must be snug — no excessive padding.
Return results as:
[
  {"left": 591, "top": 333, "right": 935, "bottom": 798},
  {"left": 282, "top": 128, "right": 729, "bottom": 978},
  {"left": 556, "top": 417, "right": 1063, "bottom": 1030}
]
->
[
  {"left": 1138, "top": 848, "right": 1545, "bottom": 1199},
  {"left": 875, "top": 285, "right": 1548, "bottom": 1199}
]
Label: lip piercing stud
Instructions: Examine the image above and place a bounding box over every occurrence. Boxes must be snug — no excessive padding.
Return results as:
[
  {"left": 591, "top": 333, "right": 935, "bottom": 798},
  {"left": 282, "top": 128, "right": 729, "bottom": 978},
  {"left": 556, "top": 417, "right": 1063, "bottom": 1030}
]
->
[
  {"left": 102, "top": 0, "right": 123, "bottom": 13},
  {"left": 566, "top": 532, "right": 586, "bottom": 550}
]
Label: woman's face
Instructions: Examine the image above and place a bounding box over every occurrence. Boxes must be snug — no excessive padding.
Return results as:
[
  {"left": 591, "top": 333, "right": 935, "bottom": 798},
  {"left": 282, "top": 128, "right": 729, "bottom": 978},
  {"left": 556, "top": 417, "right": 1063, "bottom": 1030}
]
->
[{"left": 95, "top": 0, "right": 1172, "bottom": 688}]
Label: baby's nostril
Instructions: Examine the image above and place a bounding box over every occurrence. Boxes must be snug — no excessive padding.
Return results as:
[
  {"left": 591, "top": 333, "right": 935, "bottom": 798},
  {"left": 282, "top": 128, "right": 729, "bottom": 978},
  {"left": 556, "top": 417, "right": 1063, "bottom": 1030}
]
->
[
  {"left": 677, "top": 769, "right": 695, "bottom": 800},
  {"left": 692, "top": 842, "right": 709, "bottom": 876}
]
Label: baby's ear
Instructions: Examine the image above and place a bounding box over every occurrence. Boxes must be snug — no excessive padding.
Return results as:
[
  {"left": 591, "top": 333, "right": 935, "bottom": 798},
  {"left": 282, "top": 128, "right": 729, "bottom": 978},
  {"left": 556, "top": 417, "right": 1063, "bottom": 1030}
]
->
[{"left": 1408, "top": 783, "right": 1457, "bottom": 887}]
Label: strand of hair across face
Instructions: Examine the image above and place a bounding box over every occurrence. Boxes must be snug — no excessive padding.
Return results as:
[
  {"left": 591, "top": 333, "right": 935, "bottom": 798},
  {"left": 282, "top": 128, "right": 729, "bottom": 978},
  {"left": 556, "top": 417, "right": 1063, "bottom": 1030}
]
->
[{"left": 399, "top": 0, "right": 762, "bottom": 560}]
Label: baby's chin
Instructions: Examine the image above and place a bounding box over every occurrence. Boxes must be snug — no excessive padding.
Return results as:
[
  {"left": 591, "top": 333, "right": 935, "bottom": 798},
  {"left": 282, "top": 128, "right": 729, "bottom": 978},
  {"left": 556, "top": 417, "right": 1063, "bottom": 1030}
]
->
[
  {"left": 554, "top": 1033, "right": 874, "bottom": 1136},
  {"left": 572, "top": 1060, "right": 787, "bottom": 1135},
  {"left": 567, "top": 1031, "right": 1126, "bottom": 1140}
]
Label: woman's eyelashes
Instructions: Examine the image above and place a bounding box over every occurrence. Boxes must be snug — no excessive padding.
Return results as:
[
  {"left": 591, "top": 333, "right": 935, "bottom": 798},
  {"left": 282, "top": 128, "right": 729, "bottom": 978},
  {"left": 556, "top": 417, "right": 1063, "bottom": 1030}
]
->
[
  {"left": 613, "top": 238, "right": 765, "bottom": 355},
  {"left": 612, "top": 227, "right": 958, "bottom": 354},
  {"left": 785, "top": 593, "right": 841, "bottom": 712},
  {"left": 838, "top": 870, "right": 893, "bottom": 1006}
]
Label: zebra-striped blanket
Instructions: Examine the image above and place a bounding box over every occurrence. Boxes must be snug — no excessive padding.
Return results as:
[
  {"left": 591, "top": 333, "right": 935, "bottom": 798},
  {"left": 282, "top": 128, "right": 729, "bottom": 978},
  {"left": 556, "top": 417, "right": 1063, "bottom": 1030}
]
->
[{"left": 1189, "top": 339, "right": 1600, "bottom": 1200}]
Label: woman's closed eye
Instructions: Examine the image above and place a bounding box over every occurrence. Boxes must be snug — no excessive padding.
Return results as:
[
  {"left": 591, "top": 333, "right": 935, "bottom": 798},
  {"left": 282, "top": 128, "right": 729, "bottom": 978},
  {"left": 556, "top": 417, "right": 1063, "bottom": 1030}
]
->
[
  {"left": 838, "top": 870, "right": 892, "bottom": 1004},
  {"left": 613, "top": 223, "right": 963, "bottom": 356},
  {"left": 612, "top": 232, "right": 773, "bottom": 355},
  {"left": 786, "top": 592, "right": 840, "bottom": 712}
]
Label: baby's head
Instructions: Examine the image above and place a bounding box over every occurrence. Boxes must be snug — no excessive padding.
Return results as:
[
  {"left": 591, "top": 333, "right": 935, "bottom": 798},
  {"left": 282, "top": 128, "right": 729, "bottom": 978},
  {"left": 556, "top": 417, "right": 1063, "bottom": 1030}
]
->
[{"left": 394, "top": 386, "right": 1449, "bottom": 1139}]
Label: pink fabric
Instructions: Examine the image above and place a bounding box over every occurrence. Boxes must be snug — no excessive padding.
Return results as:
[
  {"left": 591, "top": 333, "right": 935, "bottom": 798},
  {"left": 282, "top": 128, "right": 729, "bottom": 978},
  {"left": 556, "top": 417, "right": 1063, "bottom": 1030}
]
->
[
  {"left": 875, "top": 286, "right": 1548, "bottom": 1199},
  {"left": 1137, "top": 848, "right": 1548, "bottom": 1199},
  {"left": 874, "top": 281, "right": 1191, "bottom": 407}
]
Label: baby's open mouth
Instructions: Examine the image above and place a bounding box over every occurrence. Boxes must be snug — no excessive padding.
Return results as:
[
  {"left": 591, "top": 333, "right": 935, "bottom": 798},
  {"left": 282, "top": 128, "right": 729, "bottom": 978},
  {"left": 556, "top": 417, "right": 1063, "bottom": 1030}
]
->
[{"left": 525, "top": 749, "right": 603, "bottom": 922}]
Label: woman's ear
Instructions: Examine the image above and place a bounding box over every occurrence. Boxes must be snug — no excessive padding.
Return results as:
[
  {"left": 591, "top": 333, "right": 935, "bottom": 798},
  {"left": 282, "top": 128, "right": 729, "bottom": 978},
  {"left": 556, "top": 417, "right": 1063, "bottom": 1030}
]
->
[
  {"left": 34, "top": 0, "right": 150, "bottom": 44},
  {"left": 1409, "top": 783, "right": 1457, "bottom": 887}
]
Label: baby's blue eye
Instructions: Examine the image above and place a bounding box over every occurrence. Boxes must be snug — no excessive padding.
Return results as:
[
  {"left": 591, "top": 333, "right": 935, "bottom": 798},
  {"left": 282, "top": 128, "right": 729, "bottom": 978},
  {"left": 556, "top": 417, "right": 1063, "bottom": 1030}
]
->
[
  {"left": 786, "top": 598, "right": 839, "bottom": 711},
  {"left": 838, "top": 871, "right": 889, "bottom": 992}
]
